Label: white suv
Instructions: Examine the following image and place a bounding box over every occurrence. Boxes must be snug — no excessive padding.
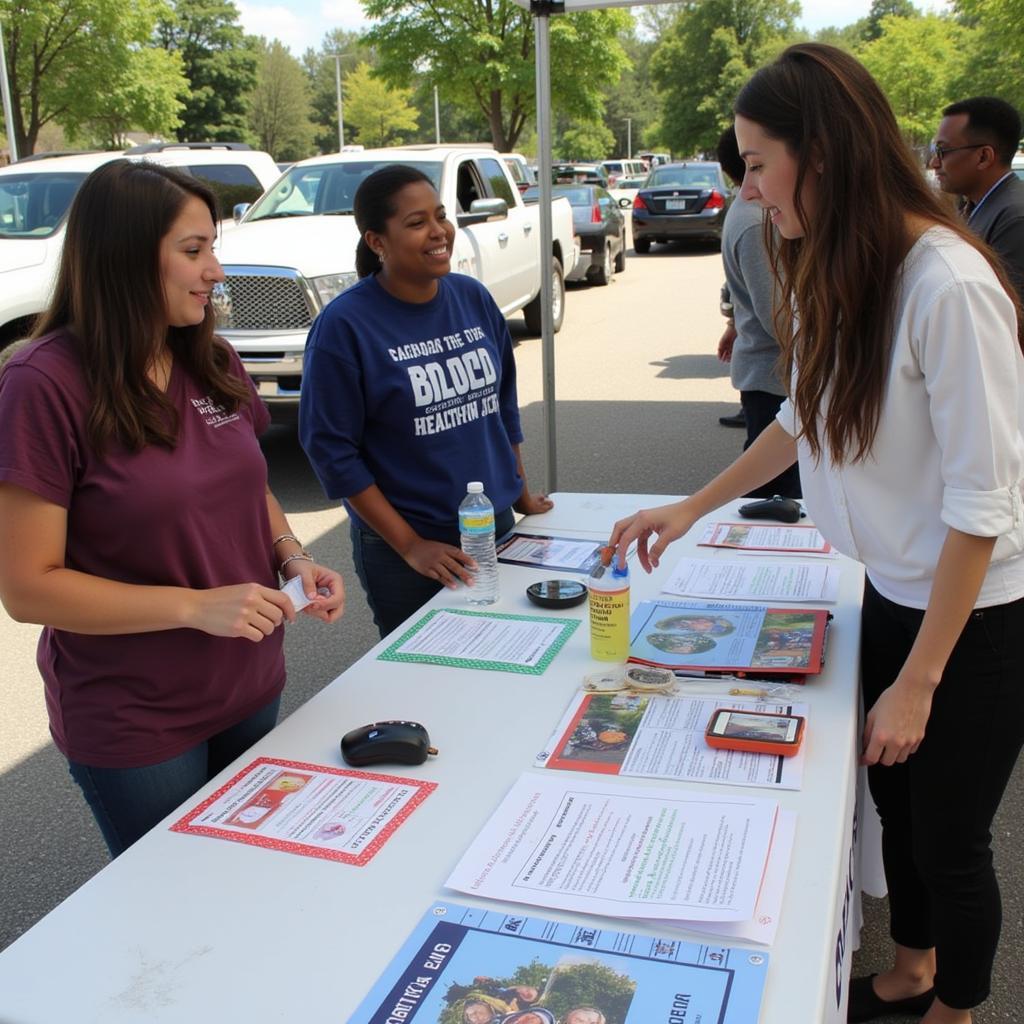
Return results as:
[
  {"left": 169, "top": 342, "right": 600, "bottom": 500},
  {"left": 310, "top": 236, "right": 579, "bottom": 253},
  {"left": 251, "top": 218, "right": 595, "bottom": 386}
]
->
[{"left": 0, "top": 143, "right": 281, "bottom": 353}]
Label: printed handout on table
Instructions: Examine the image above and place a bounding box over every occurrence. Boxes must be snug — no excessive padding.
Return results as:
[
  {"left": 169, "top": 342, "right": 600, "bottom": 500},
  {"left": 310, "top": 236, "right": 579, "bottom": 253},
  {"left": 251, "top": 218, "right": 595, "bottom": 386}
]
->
[
  {"left": 347, "top": 901, "right": 771, "bottom": 1024},
  {"left": 378, "top": 608, "right": 580, "bottom": 675},
  {"left": 699, "top": 522, "right": 832, "bottom": 553},
  {"left": 536, "top": 691, "right": 808, "bottom": 789},
  {"left": 445, "top": 773, "right": 778, "bottom": 923},
  {"left": 170, "top": 757, "right": 435, "bottom": 865},
  {"left": 663, "top": 556, "right": 840, "bottom": 603},
  {"left": 629, "top": 599, "right": 830, "bottom": 677},
  {"left": 496, "top": 531, "right": 604, "bottom": 572}
]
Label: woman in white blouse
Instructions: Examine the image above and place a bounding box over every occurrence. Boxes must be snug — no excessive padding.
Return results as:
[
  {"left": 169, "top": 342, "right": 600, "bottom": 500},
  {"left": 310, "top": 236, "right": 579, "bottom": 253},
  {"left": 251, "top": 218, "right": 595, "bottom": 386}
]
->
[{"left": 612, "top": 46, "right": 1023, "bottom": 1024}]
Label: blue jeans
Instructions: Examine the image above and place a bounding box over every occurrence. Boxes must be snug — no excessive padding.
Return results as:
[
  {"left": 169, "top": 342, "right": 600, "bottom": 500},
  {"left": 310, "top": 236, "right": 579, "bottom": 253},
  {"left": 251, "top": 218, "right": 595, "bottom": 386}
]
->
[
  {"left": 351, "top": 508, "right": 516, "bottom": 638},
  {"left": 68, "top": 696, "right": 281, "bottom": 858}
]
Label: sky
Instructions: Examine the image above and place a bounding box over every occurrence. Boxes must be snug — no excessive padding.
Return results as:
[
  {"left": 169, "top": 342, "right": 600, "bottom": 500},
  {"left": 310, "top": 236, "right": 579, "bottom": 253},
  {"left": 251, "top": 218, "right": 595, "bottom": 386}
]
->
[{"left": 236, "top": 0, "right": 948, "bottom": 60}]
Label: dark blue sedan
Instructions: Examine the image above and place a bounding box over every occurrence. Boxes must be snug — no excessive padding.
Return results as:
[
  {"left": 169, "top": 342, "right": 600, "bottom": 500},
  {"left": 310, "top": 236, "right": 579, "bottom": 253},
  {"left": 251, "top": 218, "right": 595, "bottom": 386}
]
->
[{"left": 631, "top": 161, "right": 734, "bottom": 252}]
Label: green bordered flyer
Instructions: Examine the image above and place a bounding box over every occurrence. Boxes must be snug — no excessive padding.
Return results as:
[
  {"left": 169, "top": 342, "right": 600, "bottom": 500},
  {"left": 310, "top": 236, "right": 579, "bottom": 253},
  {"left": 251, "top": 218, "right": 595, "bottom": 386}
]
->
[{"left": 378, "top": 608, "right": 580, "bottom": 675}]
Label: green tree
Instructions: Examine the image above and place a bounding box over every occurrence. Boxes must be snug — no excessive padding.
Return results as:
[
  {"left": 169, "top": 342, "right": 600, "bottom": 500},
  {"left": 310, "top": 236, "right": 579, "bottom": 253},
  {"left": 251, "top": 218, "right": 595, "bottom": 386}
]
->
[
  {"left": 602, "top": 26, "right": 660, "bottom": 157},
  {"left": 952, "top": 0, "right": 1024, "bottom": 111},
  {"left": 362, "top": 0, "right": 630, "bottom": 152},
  {"left": 651, "top": 0, "right": 800, "bottom": 156},
  {"left": 247, "top": 39, "right": 314, "bottom": 161},
  {"left": 858, "top": 14, "right": 970, "bottom": 144},
  {"left": 302, "top": 29, "right": 376, "bottom": 153},
  {"left": 0, "top": 0, "right": 186, "bottom": 155},
  {"left": 560, "top": 121, "right": 616, "bottom": 161},
  {"left": 156, "top": 0, "right": 257, "bottom": 142},
  {"left": 864, "top": 0, "right": 919, "bottom": 40},
  {"left": 342, "top": 62, "right": 419, "bottom": 147}
]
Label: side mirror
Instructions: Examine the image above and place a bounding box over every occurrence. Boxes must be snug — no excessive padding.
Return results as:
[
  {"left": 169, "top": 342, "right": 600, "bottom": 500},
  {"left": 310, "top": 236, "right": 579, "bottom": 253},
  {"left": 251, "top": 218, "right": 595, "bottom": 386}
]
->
[
  {"left": 618, "top": 197, "right": 632, "bottom": 208},
  {"left": 457, "top": 197, "right": 509, "bottom": 227},
  {"left": 233, "top": 202, "right": 251, "bottom": 224}
]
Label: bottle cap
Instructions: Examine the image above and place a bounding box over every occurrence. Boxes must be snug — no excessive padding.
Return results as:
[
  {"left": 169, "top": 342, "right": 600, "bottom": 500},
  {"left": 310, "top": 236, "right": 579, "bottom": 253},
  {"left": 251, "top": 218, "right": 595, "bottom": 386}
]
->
[{"left": 467, "top": 481, "right": 483, "bottom": 493}]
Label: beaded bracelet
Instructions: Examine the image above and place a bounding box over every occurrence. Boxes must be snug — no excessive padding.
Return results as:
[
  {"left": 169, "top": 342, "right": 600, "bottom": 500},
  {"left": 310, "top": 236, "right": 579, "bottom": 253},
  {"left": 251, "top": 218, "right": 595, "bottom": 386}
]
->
[{"left": 279, "top": 552, "right": 314, "bottom": 574}]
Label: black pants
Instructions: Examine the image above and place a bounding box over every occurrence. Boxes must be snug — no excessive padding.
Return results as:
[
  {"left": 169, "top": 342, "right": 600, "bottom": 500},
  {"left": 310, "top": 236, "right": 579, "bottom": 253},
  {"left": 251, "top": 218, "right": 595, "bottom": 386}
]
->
[
  {"left": 740, "top": 390, "right": 801, "bottom": 499},
  {"left": 860, "top": 579, "right": 1024, "bottom": 1008}
]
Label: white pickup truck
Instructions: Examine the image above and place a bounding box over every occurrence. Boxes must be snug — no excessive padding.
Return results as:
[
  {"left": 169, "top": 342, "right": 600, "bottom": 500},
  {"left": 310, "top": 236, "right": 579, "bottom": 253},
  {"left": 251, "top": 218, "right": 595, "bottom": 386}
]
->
[{"left": 213, "top": 145, "right": 576, "bottom": 402}]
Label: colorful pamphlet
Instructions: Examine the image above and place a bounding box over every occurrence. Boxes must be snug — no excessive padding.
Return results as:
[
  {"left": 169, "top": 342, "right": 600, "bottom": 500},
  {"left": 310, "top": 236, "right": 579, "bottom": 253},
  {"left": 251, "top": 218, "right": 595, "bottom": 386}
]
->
[
  {"left": 629, "top": 599, "right": 830, "bottom": 678},
  {"left": 170, "top": 757, "right": 435, "bottom": 865},
  {"left": 699, "top": 522, "right": 832, "bottom": 553},
  {"left": 347, "top": 901, "right": 770, "bottom": 1024}
]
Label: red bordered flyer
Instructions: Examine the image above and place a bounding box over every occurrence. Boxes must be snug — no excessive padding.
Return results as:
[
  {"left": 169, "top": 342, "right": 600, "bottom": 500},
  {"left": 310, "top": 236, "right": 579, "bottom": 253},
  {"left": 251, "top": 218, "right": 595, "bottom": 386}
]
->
[
  {"left": 698, "top": 522, "right": 832, "bottom": 554},
  {"left": 170, "top": 756, "right": 436, "bottom": 866}
]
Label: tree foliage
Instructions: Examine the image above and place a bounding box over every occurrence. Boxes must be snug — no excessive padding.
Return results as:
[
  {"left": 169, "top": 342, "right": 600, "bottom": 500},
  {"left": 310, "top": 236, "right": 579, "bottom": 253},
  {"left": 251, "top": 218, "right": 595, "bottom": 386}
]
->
[
  {"left": 302, "top": 29, "right": 376, "bottom": 154},
  {"left": 156, "top": 0, "right": 257, "bottom": 142},
  {"left": 650, "top": 0, "right": 799, "bottom": 156},
  {"left": 560, "top": 121, "right": 616, "bottom": 161},
  {"left": 864, "top": 0, "right": 919, "bottom": 40},
  {"left": 247, "top": 39, "right": 314, "bottom": 161},
  {"left": 342, "top": 62, "right": 419, "bottom": 148},
  {"left": 0, "top": 0, "right": 186, "bottom": 154},
  {"left": 361, "top": 0, "right": 630, "bottom": 152},
  {"left": 952, "top": 0, "right": 1024, "bottom": 111},
  {"left": 858, "top": 14, "right": 969, "bottom": 144}
]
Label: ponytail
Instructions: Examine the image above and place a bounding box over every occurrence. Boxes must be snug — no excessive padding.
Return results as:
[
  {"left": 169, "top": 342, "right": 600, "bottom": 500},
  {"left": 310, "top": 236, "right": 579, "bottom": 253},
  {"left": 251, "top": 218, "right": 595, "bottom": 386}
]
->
[{"left": 355, "top": 237, "right": 380, "bottom": 279}]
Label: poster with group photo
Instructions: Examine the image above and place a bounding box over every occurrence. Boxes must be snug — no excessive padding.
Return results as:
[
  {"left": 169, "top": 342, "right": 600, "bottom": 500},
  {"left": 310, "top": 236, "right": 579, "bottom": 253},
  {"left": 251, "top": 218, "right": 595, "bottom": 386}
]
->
[
  {"left": 348, "top": 901, "right": 770, "bottom": 1024},
  {"left": 170, "top": 757, "right": 436, "bottom": 865}
]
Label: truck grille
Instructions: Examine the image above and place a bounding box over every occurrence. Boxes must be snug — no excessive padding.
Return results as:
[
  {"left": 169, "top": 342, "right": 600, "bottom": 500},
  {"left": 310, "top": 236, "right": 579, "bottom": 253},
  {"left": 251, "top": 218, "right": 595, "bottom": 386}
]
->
[{"left": 215, "top": 268, "right": 315, "bottom": 331}]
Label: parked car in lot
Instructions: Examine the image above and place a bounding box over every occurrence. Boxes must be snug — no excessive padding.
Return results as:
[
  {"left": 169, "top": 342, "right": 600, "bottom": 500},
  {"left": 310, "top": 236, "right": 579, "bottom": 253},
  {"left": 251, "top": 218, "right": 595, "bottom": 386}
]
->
[
  {"left": 0, "top": 143, "right": 281, "bottom": 354},
  {"left": 631, "top": 161, "right": 733, "bottom": 252},
  {"left": 215, "top": 146, "right": 576, "bottom": 402},
  {"left": 523, "top": 183, "right": 625, "bottom": 285},
  {"left": 501, "top": 152, "right": 536, "bottom": 193},
  {"left": 551, "top": 163, "right": 610, "bottom": 187},
  {"left": 1013, "top": 150, "right": 1024, "bottom": 180},
  {"left": 609, "top": 173, "right": 647, "bottom": 208},
  {"left": 600, "top": 158, "right": 647, "bottom": 186}
]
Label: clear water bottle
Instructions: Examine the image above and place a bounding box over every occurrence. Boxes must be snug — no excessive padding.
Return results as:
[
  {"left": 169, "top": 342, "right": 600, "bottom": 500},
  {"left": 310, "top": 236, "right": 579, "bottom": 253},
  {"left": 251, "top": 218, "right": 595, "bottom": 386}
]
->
[{"left": 459, "top": 481, "right": 499, "bottom": 605}]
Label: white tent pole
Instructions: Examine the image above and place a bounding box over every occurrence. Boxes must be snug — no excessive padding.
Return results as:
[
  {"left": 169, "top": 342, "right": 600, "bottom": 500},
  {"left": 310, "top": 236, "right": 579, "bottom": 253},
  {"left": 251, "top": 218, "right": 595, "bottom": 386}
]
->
[{"left": 532, "top": 4, "right": 557, "bottom": 492}]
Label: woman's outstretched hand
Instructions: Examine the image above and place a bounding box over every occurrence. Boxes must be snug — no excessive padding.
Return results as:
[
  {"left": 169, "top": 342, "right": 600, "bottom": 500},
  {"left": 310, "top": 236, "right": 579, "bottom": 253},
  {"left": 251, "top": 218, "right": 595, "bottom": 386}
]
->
[{"left": 609, "top": 500, "right": 698, "bottom": 573}]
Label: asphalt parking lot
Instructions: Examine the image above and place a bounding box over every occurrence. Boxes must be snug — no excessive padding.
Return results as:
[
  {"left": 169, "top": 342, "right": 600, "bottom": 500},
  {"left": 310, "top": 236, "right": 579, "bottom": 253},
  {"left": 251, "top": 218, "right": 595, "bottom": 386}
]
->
[{"left": 1, "top": 235, "right": 1021, "bottom": 1021}]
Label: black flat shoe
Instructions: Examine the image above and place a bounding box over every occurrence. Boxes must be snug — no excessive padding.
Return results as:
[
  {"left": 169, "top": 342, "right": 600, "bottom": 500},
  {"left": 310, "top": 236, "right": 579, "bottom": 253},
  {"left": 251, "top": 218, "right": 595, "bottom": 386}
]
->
[
  {"left": 847, "top": 974, "right": 935, "bottom": 1022},
  {"left": 719, "top": 410, "right": 746, "bottom": 428}
]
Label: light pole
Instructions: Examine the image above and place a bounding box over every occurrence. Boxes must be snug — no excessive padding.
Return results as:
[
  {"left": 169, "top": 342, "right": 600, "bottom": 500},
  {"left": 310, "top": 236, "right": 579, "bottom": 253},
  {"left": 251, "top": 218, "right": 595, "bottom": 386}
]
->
[
  {"left": 434, "top": 84, "right": 440, "bottom": 144},
  {"left": 333, "top": 54, "right": 345, "bottom": 150},
  {"left": 625, "top": 118, "right": 632, "bottom": 159}
]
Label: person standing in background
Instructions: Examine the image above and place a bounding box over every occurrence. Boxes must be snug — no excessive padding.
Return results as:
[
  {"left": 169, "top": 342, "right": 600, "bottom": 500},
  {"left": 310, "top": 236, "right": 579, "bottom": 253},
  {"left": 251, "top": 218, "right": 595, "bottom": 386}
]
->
[
  {"left": 930, "top": 97, "right": 1024, "bottom": 298},
  {"left": 715, "top": 124, "right": 800, "bottom": 499}
]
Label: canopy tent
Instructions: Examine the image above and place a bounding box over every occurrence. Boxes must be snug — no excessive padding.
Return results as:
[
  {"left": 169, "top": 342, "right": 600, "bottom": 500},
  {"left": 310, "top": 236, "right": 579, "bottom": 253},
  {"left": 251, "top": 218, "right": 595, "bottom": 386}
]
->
[{"left": 512, "top": 0, "right": 675, "bottom": 490}]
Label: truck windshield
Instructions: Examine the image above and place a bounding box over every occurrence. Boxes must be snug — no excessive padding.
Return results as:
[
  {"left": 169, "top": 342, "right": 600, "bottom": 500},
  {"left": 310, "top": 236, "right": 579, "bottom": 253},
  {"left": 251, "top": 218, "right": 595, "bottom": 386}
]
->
[
  {"left": 0, "top": 172, "right": 87, "bottom": 238},
  {"left": 244, "top": 160, "right": 443, "bottom": 222}
]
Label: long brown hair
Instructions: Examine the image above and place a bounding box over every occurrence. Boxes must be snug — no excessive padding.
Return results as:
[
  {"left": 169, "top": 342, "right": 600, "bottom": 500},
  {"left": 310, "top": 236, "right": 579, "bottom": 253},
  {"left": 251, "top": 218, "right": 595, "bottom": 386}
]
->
[
  {"left": 734, "top": 44, "right": 1021, "bottom": 464},
  {"left": 32, "top": 160, "right": 250, "bottom": 452}
]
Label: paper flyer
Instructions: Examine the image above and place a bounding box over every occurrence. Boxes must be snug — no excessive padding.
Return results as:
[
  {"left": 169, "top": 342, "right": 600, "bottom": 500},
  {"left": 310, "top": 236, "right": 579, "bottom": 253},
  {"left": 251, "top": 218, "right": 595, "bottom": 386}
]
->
[
  {"left": 699, "top": 522, "right": 832, "bottom": 553},
  {"left": 170, "top": 757, "right": 436, "bottom": 865},
  {"left": 378, "top": 609, "right": 580, "bottom": 675},
  {"left": 628, "top": 599, "right": 830, "bottom": 677},
  {"left": 663, "top": 556, "right": 840, "bottom": 604},
  {"left": 496, "top": 532, "right": 605, "bottom": 572},
  {"left": 346, "top": 901, "right": 770, "bottom": 1024},
  {"left": 445, "top": 773, "right": 778, "bottom": 924},
  {"left": 535, "top": 691, "right": 808, "bottom": 790}
]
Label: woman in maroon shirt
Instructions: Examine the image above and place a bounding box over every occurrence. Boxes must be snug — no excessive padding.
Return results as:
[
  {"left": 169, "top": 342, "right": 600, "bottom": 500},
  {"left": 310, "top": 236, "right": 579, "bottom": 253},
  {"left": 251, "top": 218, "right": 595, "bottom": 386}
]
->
[{"left": 0, "top": 161, "right": 345, "bottom": 856}]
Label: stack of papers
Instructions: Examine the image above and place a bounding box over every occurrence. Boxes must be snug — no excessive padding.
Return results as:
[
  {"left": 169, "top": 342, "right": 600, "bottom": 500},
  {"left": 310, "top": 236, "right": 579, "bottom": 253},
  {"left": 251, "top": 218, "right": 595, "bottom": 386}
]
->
[{"left": 445, "top": 773, "right": 794, "bottom": 944}]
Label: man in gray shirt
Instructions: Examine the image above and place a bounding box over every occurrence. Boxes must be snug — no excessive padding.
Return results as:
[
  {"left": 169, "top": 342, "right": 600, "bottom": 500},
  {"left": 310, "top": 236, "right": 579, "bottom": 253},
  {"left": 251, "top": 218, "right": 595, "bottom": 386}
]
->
[
  {"left": 930, "top": 96, "right": 1024, "bottom": 299},
  {"left": 715, "top": 125, "right": 800, "bottom": 498}
]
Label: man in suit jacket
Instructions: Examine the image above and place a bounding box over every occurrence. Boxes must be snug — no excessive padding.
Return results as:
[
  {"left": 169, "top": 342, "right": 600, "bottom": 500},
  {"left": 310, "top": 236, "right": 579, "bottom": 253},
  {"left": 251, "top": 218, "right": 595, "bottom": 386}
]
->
[{"left": 930, "top": 96, "right": 1024, "bottom": 299}]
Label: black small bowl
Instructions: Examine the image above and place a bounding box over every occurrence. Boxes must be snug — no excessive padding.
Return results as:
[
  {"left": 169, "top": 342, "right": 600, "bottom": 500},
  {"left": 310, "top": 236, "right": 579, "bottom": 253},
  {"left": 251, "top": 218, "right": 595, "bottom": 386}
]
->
[{"left": 526, "top": 579, "right": 588, "bottom": 609}]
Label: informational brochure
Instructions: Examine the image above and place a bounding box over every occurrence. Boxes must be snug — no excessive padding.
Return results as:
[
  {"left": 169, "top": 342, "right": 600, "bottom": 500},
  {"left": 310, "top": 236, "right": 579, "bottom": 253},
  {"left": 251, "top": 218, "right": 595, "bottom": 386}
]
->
[
  {"left": 170, "top": 757, "right": 435, "bottom": 865},
  {"left": 535, "top": 691, "right": 808, "bottom": 790},
  {"left": 656, "top": 808, "right": 796, "bottom": 946},
  {"left": 699, "top": 521, "right": 832, "bottom": 553},
  {"left": 496, "top": 531, "right": 604, "bottom": 572},
  {"left": 348, "top": 901, "right": 771, "bottom": 1024},
  {"left": 378, "top": 609, "right": 580, "bottom": 675},
  {"left": 445, "top": 773, "right": 778, "bottom": 923},
  {"left": 663, "top": 556, "right": 840, "bottom": 603},
  {"left": 629, "top": 599, "right": 830, "bottom": 677}
]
